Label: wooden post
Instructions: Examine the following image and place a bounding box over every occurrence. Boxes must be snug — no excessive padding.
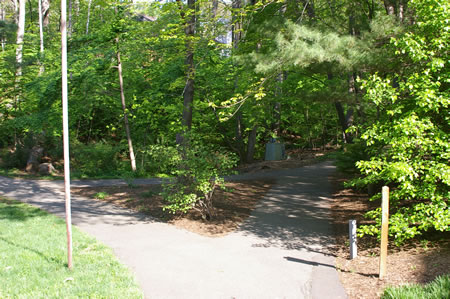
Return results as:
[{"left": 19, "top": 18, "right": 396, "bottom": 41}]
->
[
  {"left": 349, "top": 219, "right": 357, "bottom": 259},
  {"left": 379, "top": 186, "right": 389, "bottom": 279},
  {"left": 61, "top": 0, "right": 73, "bottom": 269}
]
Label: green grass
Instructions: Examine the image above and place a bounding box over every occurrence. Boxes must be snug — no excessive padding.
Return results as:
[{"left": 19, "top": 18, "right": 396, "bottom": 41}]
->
[
  {"left": 94, "top": 192, "right": 109, "bottom": 200},
  {"left": 0, "top": 197, "right": 143, "bottom": 298},
  {"left": 382, "top": 275, "right": 450, "bottom": 299}
]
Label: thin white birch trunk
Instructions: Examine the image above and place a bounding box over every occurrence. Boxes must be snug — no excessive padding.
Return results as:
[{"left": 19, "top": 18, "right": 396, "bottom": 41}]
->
[
  {"left": 15, "top": 0, "right": 25, "bottom": 76},
  {"left": 15, "top": 0, "right": 26, "bottom": 108},
  {"left": 38, "top": 0, "right": 45, "bottom": 74},
  {"left": 86, "top": 0, "right": 92, "bottom": 34},
  {"left": 116, "top": 36, "right": 136, "bottom": 172}
]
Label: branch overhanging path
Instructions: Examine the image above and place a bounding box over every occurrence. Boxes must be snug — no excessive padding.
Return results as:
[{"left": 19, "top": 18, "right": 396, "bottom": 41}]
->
[{"left": 0, "top": 161, "right": 347, "bottom": 299}]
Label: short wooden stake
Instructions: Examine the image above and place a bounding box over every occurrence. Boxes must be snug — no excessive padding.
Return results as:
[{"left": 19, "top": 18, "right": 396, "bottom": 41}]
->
[
  {"left": 349, "top": 220, "right": 357, "bottom": 259},
  {"left": 379, "top": 186, "right": 389, "bottom": 279}
]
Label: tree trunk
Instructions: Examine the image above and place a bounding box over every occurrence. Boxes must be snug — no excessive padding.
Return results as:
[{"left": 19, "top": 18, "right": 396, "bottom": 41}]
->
[
  {"left": 232, "top": 0, "right": 246, "bottom": 162},
  {"left": 178, "top": 0, "right": 195, "bottom": 131},
  {"left": 15, "top": 0, "right": 26, "bottom": 76},
  {"left": 75, "top": 0, "right": 80, "bottom": 17},
  {"left": 384, "top": 0, "right": 407, "bottom": 20},
  {"left": 232, "top": 0, "right": 242, "bottom": 49},
  {"left": 0, "top": 2, "right": 5, "bottom": 51},
  {"left": 68, "top": 0, "right": 72, "bottom": 37},
  {"left": 235, "top": 111, "right": 245, "bottom": 163},
  {"left": 212, "top": 0, "right": 218, "bottom": 18},
  {"left": 42, "top": 0, "right": 50, "bottom": 26},
  {"left": 383, "top": 0, "right": 396, "bottom": 15},
  {"left": 13, "top": 0, "right": 18, "bottom": 23},
  {"left": 15, "top": 0, "right": 26, "bottom": 107},
  {"left": 86, "top": 0, "right": 92, "bottom": 34},
  {"left": 328, "top": 65, "right": 354, "bottom": 144},
  {"left": 116, "top": 36, "right": 136, "bottom": 172},
  {"left": 273, "top": 72, "right": 283, "bottom": 136},
  {"left": 38, "top": 0, "right": 45, "bottom": 74},
  {"left": 399, "top": 2, "right": 404, "bottom": 21},
  {"left": 246, "top": 125, "right": 258, "bottom": 163},
  {"left": 27, "top": 0, "right": 33, "bottom": 28},
  {"left": 301, "top": 0, "right": 316, "bottom": 20},
  {"left": 334, "top": 101, "right": 353, "bottom": 144}
]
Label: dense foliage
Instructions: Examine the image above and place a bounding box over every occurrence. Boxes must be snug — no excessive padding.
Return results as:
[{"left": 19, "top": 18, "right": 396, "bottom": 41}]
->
[{"left": 351, "top": 0, "right": 449, "bottom": 244}]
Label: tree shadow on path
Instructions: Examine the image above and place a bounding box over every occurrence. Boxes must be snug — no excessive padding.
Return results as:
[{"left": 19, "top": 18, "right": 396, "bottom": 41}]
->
[{"left": 234, "top": 161, "right": 339, "bottom": 256}]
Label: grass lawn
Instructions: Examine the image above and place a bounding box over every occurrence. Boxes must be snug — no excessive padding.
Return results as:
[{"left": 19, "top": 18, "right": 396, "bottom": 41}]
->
[
  {"left": 0, "top": 197, "right": 143, "bottom": 298},
  {"left": 382, "top": 275, "right": 450, "bottom": 299}
]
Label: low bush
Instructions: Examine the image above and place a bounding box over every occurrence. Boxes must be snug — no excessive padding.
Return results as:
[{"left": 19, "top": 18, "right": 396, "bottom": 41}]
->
[{"left": 161, "top": 134, "right": 238, "bottom": 220}]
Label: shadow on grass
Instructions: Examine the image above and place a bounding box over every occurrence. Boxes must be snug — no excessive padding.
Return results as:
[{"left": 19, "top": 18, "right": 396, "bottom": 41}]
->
[
  {"left": 0, "top": 199, "right": 65, "bottom": 266},
  {"left": 0, "top": 198, "right": 48, "bottom": 221},
  {"left": 0, "top": 236, "right": 64, "bottom": 266}
]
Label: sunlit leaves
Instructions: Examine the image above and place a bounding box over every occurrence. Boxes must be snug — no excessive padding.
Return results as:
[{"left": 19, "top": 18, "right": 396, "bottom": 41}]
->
[{"left": 354, "top": 0, "right": 450, "bottom": 244}]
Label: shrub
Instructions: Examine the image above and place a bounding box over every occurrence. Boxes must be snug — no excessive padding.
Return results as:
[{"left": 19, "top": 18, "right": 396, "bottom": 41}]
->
[
  {"left": 161, "top": 134, "right": 238, "bottom": 220},
  {"left": 351, "top": 0, "right": 450, "bottom": 245}
]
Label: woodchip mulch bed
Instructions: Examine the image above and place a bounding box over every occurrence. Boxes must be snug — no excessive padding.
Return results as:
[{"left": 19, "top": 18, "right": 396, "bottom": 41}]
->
[
  {"left": 72, "top": 179, "right": 274, "bottom": 237},
  {"left": 330, "top": 173, "right": 450, "bottom": 299}
]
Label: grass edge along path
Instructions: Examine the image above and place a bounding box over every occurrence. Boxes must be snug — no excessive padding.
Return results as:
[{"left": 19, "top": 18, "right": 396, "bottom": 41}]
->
[
  {"left": 0, "top": 197, "right": 143, "bottom": 298},
  {"left": 381, "top": 275, "right": 450, "bottom": 299}
]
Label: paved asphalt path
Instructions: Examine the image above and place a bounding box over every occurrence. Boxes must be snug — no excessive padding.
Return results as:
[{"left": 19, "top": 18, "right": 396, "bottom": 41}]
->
[{"left": 0, "top": 161, "right": 347, "bottom": 299}]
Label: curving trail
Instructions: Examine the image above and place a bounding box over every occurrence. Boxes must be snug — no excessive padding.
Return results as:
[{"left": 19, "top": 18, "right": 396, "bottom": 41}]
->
[{"left": 0, "top": 161, "right": 347, "bottom": 299}]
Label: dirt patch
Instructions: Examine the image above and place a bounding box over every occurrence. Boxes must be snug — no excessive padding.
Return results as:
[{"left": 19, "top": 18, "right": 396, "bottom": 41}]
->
[
  {"left": 72, "top": 179, "right": 274, "bottom": 237},
  {"left": 330, "top": 173, "right": 450, "bottom": 298}
]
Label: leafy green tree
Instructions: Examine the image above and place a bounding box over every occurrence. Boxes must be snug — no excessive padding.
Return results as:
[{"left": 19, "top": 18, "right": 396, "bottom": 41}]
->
[{"left": 353, "top": 0, "right": 449, "bottom": 244}]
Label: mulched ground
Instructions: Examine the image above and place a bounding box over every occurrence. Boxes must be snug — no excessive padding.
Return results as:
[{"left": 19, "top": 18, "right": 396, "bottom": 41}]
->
[
  {"left": 72, "top": 179, "right": 274, "bottom": 237},
  {"left": 330, "top": 172, "right": 450, "bottom": 299}
]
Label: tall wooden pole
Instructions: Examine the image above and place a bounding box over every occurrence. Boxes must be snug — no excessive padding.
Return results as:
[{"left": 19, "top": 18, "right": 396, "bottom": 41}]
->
[
  {"left": 61, "top": 0, "right": 73, "bottom": 269},
  {"left": 379, "top": 186, "right": 389, "bottom": 279}
]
